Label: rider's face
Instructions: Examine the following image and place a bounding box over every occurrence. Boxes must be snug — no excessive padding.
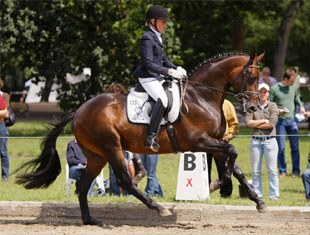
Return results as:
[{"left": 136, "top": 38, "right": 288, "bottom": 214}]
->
[{"left": 151, "top": 19, "right": 167, "bottom": 33}]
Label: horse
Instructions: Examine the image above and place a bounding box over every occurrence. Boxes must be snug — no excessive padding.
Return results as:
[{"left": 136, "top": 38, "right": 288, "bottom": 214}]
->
[{"left": 16, "top": 52, "right": 266, "bottom": 225}]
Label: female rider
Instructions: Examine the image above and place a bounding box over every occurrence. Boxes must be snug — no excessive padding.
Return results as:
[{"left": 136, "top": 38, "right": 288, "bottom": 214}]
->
[{"left": 133, "top": 5, "right": 186, "bottom": 152}]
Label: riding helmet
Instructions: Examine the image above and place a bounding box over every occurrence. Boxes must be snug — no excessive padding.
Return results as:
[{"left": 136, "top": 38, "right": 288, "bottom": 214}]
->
[{"left": 146, "top": 5, "right": 168, "bottom": 21}]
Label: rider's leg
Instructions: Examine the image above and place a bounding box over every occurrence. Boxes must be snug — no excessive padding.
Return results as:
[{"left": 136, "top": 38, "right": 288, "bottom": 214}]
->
[
  {"left": 138, "top": 78, "right": 168, "bottom": 152},
  {"left": 146, "top": 98, "right": 165, "bottom": 152}
]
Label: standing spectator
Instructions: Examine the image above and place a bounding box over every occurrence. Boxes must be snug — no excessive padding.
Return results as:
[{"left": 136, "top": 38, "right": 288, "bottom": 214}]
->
[
  {"left": 140, "top": 154, "right": 163, "bottom": 197},
  {"left": 207, "top": 99, "right": 239, "bottom": 197},
  {"left": 246, "top": 83, "right": 280, "bottom": 200},
  {"left": 259, "top": 67, "right": 277, "bottom": 87},
  {"left": 0, "top": 94, "right": 8, "bottom": 181},
  {"left": 0, "top": 78, "right": 9, "bottom": 181},
  {"left": 269, "top": 68, "right": 305, "bottom": 177},
  {"left": 301, "top": 153, "right": 310, "bottom": 201},
  {"left": 66, "top": 139, "right": 104, "bottom": 196}
]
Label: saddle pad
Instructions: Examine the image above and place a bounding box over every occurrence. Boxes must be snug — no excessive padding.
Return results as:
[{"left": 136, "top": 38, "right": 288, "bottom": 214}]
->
[{"left": 127, "top": 81, "right": 180, "bottom": 124}]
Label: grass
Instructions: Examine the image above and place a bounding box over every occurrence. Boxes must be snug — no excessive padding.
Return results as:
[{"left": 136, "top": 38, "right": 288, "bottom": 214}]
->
[{"left": 0, "top": 121, "right": 309, "bottom": 208}]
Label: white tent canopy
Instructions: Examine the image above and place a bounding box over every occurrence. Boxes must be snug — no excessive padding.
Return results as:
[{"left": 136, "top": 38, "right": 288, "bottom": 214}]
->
[{"left": 25, "top": 68, "right": 91, "bottom": 103}]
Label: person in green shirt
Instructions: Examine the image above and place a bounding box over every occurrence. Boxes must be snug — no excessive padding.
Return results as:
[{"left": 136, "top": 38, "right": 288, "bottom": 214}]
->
[{"left": 269, "top": 68, "right": 305, "bottom": 177}]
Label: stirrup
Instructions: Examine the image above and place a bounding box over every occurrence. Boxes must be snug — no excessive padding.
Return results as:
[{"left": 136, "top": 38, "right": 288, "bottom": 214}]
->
[{"left": 145, "top": 135, "right": 160, "bottom": 152}]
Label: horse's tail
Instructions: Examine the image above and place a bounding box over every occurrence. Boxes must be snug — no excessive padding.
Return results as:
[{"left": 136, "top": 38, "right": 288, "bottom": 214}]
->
[{"left": 16, "top": 112, "right": 75, "bottom": 189}]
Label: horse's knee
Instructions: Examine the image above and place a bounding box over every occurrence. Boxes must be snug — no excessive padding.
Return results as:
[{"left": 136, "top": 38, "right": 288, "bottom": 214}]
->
[{"left": 228, "top": 145, "right": 238, "bottom": 158}]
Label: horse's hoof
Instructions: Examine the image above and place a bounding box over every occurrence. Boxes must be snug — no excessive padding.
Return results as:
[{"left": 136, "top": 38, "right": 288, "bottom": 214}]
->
[
  {"left": 209, "top": 180, "right": 219, "bottom": 193},
  {"left": 256, "top": 203, "right": 268, "bottom": 213},
  {"left": 159, "top": 208, "right": 172, "bottom": 217},
  {"left": 83, "top": 217, "right": 103, "bottom": 226}
]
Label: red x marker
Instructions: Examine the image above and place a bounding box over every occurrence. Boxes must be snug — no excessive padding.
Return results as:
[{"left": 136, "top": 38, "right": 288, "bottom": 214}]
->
[{"left": 186, "top": 178, "right": 193, "bottom": 187}]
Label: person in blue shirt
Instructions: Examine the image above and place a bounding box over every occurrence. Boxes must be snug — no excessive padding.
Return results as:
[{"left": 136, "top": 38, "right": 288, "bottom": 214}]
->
[
  {"left": 301, "top": 153, "right": 310, "bottom": 201},
  {"left": 66, "top": 139, "right": 104, "bottom": 196}
]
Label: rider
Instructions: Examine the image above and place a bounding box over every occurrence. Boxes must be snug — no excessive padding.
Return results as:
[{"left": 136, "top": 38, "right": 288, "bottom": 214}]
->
[{"left": 133, "top": 5, "right": 187, "bottom": 152}]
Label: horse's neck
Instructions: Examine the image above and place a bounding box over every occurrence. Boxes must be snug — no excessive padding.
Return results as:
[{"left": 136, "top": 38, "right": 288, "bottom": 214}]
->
[{"left": 188, "top": 70, "right": 227, "bottom": 104}]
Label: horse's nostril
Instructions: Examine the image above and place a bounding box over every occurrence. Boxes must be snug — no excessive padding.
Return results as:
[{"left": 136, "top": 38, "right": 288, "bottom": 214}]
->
[{"left": 247, "top": 106, "right": 257, "bottom": 113}]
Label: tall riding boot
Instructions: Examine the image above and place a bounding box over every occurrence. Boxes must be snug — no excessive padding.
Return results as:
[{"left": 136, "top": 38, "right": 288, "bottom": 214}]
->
[
  {"left": 145, "top": 99, "right": 165, "bottom": 152},
  {"left": 132, "top": 154, "right": 147, "bottom": 187}
]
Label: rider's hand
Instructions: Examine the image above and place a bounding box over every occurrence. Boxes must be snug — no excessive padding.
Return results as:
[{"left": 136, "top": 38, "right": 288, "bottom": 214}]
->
[
  {"left": 77, "top": 163, "right": 86, "bottom": 169},
  {"left": 169, "top": 68, "right": 186, "bottom": 79},
  {"left": 177, "top": 66, "right": 187, "bottom": 77}
]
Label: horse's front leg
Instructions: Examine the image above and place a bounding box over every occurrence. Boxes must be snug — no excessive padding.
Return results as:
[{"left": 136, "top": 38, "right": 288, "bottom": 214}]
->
[
  {"left": 232, "top": 164, "right": 267, "bottom": 212},
  {"left": 76, "top": 170, "right": 102, "bottom": 225},
  {"left": 209, "top": 143, "right": 237, "bottom": 192}
]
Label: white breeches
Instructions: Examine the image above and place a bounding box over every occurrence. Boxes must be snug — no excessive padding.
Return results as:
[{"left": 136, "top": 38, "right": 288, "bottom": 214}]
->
[{"left": 138, "top": 77, "right": 168, "bottom": 108}]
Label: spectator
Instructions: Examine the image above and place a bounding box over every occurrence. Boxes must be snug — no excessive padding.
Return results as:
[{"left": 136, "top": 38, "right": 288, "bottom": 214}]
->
[
  {"left": 246, "top": 83, "right": 280, "bottom": 200},
  {"left": 301, "top": 153, "right": 310, "bottom": 201},
  {"left": 66, "top": 139, "right": 104, "bottom": 196},
  {"left": 0, "top": 94, "right": 8, "bottom": 181},
  {"left": 269, "top": 68, "right": 305, "bottom": 177},
  {"left": 140, "top": 154, "right": 163, "bottom": 197},
  {"left": 259, "top": 67, "right": 277, "bottom": 87},
  {"left": 207, "top": 99, "right": 239, "bottom": 197},
  {"left": 0, "top": 78, "right": 9, "bottom": 181}
]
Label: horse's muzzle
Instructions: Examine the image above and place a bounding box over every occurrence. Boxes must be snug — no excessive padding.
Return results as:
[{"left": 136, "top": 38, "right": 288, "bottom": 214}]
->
[{"left": 245, "top": 102, "right": 257, "bottom": 113}]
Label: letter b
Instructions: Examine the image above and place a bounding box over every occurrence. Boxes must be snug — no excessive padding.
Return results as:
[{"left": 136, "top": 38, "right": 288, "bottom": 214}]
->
[{"left": 184, "top": 153, "right": 196, "bottom": 171}]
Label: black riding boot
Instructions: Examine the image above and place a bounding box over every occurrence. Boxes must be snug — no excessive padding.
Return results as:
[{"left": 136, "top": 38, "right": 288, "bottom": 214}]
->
[{"left": 145, "top": 99, "right": 165, "bottom": 152}]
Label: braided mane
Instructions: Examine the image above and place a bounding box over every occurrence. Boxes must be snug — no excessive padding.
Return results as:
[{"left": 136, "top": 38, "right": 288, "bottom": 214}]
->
[{"left": 188, "top": 51, "right": 247, "bottom": 77}]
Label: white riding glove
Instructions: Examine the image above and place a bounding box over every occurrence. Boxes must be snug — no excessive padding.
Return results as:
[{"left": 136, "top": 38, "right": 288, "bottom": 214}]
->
[
  {"left": 169, "top": 68, "right": 186, "bottom": 79},
  {"left": 77, "top": 163, "right": 86, "bottom": 169},
  {"left": 177, "top": 66, "right": 187, "bottom": 77}
]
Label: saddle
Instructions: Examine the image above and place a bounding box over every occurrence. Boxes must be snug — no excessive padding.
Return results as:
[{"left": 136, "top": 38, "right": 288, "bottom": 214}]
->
[{"left": 126, "top": 80, "right": 180, "bottom": 125}]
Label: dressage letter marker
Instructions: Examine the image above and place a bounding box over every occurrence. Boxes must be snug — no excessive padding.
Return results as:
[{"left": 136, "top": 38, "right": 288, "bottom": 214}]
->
[{"left": 176, "top": 152, "right": 210, "bottom": 201}]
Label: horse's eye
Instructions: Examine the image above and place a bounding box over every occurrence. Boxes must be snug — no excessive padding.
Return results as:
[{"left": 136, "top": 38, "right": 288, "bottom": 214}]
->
[{"left": 248, "top": 74, "right": 257, "bottom": 83}]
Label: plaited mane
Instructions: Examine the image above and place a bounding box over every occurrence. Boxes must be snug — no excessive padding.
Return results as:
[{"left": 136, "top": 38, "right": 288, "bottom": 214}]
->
[{"left": 188, "top": 51, "right": 246, "bottom": 78}]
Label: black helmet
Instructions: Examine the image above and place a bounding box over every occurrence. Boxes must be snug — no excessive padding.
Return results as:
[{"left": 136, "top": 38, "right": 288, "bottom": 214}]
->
[{"left": 146, "top": 5, "right": 168, "bottom": 21}]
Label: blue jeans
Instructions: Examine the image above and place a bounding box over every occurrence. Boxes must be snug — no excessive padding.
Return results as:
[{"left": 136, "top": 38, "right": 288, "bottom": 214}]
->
[
  {"left": 0, "top": 123, "right": 9, "bottom": 179},
  {"left": 69, "top": 165, "right": 96, "bottom": 196},
  {"left": 250, "top": 137, "right": 279, "bottom": 199},
  {"left": 140, "top": 154, "right": 163, "bottom": 197},
  {"left": 301, "top": 168, "right": 310, "bottom": 201},
  {"left": 276, "top": 118, "right": 300, "bottom": 175}
]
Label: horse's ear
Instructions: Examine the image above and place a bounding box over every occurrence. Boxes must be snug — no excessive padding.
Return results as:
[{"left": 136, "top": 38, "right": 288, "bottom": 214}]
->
[
  {"left": 249, "top": 51, "right": 257, "bottom": 61},
  {"left": 256, "top": 52, "right": 265, "bottom": 62}
]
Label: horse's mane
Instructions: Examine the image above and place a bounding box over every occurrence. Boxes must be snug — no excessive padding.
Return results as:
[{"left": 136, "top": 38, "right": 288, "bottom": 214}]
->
[
  {"left": 106, "top": 83, "right": 128, "bottom": 95},
  {"left": 188, "top": 51, "right": 247, "bottom": 78}
]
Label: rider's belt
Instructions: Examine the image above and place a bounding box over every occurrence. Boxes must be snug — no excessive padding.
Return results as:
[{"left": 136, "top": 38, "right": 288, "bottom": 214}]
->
[{"left": 252, "top": 136, "right": 275, "bottom": 141}]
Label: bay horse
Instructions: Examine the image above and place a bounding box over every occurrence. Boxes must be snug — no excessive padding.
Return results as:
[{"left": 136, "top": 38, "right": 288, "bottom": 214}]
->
[{"left": 16, "top": 52, "right": 266, "bottom": 225}]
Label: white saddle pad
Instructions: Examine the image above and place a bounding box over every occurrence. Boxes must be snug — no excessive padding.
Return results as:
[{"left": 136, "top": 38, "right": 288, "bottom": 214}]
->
[{"left": 127, "top": 81, "right": 180, "bottom": 124}]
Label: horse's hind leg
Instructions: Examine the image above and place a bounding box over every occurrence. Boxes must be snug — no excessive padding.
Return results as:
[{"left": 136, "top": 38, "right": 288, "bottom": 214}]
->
[
  {"left": 110, "top": 151, "right": 171, "bottom": 217},
  {"left": 76, "top": 170, "right": 99, "bottom": 225},
  {"left": 75, "top": 147, "right": 107, "bottom": 225},
  {"left": 232, "top": 163, "right": 267, "bottom": 212}
]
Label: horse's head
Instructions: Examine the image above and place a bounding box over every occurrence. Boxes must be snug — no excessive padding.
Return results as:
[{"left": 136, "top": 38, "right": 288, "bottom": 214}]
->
[{"left": 234, "top": 52, "right": 264, "bottom": 113}]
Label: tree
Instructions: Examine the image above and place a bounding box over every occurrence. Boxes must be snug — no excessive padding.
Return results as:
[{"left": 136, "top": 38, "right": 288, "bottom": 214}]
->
[
  {"left": 1, "top": 0, "right": 308, "bottom": 112},
  {"left": 273, "top": 0, "right": 304, "bottom": 80}
]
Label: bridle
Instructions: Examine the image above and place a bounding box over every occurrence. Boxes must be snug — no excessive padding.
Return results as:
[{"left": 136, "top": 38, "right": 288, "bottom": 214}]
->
[{"left": 234, "top": 58, "right": 260, "bottom": 113}]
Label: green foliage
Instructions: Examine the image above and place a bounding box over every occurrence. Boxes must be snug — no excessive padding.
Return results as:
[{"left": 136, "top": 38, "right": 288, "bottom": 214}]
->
[
  {"left": 0, "top": 122, "right": 309, "bottom": 206},
  {"left": 1, "top": 0, "right": 309, "bottom": 110}
]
